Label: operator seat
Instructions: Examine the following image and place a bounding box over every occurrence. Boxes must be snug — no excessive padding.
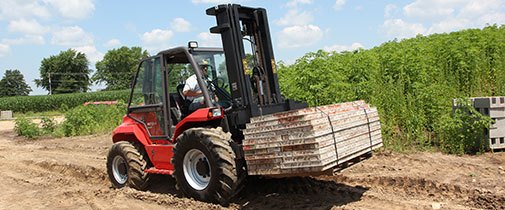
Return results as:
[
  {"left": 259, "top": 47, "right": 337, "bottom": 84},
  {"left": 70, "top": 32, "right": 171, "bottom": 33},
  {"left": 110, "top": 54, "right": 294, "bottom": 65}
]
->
[{"left": 176, "top": 83, "right": 191, "bottom": 117}]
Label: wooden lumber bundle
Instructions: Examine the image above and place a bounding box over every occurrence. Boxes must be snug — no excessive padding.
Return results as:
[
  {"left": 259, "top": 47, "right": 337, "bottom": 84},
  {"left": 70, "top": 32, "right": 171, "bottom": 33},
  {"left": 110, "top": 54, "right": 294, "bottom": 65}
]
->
[{"left": 243, "top": 100, "right": 383, "bottom": 175}]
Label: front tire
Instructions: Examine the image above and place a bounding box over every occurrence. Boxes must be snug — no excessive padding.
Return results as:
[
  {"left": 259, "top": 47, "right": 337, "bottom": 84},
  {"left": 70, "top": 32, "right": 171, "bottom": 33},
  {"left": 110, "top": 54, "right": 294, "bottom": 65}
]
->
[
  {"left": 106, "top": 141, "right": 150, "bottom": 190},
  {"left": 172, "top": 128, "right": 241, "bottom": 206}
]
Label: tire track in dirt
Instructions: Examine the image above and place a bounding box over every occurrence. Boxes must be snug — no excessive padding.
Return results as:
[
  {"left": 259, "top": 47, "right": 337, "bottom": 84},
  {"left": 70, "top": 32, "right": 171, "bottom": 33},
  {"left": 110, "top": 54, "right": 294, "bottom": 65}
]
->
[
  {"left": 323, "top": 172, "right": 505, "bottom": 209},
  {"left": 23, "top": 160, "right": 108, "bottom": 185}
]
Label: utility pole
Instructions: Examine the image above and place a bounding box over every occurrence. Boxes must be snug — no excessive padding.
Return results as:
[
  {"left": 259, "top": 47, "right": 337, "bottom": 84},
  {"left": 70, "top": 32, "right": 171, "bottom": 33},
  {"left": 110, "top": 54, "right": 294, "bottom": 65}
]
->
[{"left": 48, "top": 73, "right": 52, "bottom": 95}]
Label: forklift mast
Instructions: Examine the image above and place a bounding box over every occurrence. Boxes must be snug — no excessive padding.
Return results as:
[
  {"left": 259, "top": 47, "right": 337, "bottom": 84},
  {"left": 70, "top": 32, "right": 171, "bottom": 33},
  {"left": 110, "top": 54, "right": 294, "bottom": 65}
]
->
[{"left": 207, "top": 4, "right": 306, "bottom": 126}]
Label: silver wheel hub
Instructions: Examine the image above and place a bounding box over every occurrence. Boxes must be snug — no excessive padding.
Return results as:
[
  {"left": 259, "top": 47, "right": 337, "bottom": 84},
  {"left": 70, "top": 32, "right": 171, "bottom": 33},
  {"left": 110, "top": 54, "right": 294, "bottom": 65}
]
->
[
  {"left": 112, "top": 156, "right": 128, "bottom": 185},
  {"left": 183, "top": 149, "right": 211, "bottom": 190}
]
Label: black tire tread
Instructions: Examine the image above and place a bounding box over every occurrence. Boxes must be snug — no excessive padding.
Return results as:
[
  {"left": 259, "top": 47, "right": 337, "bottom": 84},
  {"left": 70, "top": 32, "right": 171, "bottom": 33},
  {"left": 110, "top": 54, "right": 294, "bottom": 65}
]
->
[
  {"left": 107, "top": 141, "right": 150, "bottom": 190},
  {"left": 172, "top": 127, "right": 244, "bottom": 206}
]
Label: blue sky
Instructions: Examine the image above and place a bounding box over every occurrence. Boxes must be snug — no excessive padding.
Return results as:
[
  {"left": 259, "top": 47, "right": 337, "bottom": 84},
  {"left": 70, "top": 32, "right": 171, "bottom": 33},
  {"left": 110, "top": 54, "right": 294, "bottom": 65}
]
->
[{"left": 1, "top": 0, "right": 504, "bottom": 95}]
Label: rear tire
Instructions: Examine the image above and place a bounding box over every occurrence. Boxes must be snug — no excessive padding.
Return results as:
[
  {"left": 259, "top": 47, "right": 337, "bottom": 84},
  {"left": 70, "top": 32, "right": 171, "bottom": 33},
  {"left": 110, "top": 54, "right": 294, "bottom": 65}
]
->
[
  {"left": 172, "top": 127, "right": 242, "bottom": 206},
  {"left": 106, "top": 141, "right": 150, "bottom": 190}
]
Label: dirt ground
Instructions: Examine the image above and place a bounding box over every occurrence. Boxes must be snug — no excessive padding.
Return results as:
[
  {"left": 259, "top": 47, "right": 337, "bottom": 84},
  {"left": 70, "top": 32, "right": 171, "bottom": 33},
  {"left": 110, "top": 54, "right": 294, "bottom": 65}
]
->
[{"left": 0, "top": 120, "right": 504, "bottom": 210}]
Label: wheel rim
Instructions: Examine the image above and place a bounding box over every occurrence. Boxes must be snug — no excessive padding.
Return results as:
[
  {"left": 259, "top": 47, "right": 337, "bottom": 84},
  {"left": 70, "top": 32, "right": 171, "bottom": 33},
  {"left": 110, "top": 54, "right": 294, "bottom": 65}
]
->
[
  {"left": 183, "top": 149, "right": 211, "bottom": 190},
  {"left": 112, "top": 156, "right": 128, "bottom": 185}
]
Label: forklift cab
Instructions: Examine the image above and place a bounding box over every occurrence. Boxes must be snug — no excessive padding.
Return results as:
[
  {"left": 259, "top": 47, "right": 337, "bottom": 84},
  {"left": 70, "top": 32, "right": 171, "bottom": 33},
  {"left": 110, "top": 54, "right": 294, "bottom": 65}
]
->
[{"left": 127, "top": 44, "right": 231, "bottom": 139}]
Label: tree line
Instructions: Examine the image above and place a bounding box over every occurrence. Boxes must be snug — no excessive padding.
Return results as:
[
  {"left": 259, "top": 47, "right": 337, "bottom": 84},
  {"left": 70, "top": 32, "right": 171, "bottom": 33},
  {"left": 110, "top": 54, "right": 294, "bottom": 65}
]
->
[
  {"left": 277, "top": 25, "right": 505, "bottom": 153},
  {"left": 0, "top": 46, "right": 148, "bottom": 97}
]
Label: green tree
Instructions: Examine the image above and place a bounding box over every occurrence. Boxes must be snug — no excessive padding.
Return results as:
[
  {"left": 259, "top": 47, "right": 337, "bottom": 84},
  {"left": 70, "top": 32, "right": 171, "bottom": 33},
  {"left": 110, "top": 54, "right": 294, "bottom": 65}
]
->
[
  {"left": 0, "top": 69, "right": 32, "bottom": 97},
  {"left": 93, "top": 46, "right": 149, "bottom": 90},
  {"left": 35, "top": 49, "right": 91, "bottom": 94}
]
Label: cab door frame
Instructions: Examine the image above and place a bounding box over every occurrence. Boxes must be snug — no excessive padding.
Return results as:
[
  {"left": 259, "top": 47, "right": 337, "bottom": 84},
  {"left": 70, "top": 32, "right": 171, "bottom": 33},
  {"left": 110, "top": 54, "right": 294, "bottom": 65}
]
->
[{"left": 126, "top": 55, "right": 172, "bottom": 141}]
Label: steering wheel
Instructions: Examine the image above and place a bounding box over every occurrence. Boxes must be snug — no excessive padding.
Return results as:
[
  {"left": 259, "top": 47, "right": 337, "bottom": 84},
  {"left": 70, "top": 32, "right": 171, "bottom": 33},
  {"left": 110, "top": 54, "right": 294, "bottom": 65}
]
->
[{"left": 214, "top": 77, "right": 228, "bottom": 89}]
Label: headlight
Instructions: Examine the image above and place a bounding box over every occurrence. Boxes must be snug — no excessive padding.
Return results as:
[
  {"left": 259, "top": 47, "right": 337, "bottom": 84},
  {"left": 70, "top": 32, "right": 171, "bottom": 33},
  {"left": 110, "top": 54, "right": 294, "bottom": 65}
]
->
[
  {"left": 212, "top": 108, "right": 222, "bottom": 117},
  {"left": 208, "top": 108, "right": 223, "bottom": 118}
]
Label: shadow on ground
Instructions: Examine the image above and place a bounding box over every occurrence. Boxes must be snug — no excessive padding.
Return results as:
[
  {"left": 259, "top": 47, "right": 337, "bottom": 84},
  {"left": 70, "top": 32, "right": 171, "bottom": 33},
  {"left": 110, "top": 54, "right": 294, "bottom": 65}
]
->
[
  {"left": 144, "top": 175, "right": 367, "bottom": 209},
  {"left": 236, "top": 176, "right": 367, "bottom": 210}
]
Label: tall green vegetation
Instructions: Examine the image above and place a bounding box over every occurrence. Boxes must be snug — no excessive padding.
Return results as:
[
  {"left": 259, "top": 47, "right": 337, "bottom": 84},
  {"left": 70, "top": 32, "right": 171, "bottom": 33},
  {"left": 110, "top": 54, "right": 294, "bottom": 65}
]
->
[
  {"left": 35, "top": 49, "right": 91, "bottom": 94},
  {"left": 435, "top": 99, "right": 492, "bottom": 154},
  {"left": 61, "top": 103, "right": 126, "bottom": 137},
  {"left": 278, "top": 25, "right": 505, "bottom": 153},
  {"left": 14, "top": 103, "right": 126, "bottom": 139},
  {"left": 0, "top": 69, "right": 31, "bottom": 97},
  {"left": 93, "top": 46, "right": 149, "bottom": 90}
]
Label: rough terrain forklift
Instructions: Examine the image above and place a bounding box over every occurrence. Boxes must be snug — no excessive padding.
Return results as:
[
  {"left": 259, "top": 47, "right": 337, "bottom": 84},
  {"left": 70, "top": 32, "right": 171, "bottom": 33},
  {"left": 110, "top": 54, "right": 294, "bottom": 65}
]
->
[{"left": 106, "top": 4, "right": 307, "bottom": 205}]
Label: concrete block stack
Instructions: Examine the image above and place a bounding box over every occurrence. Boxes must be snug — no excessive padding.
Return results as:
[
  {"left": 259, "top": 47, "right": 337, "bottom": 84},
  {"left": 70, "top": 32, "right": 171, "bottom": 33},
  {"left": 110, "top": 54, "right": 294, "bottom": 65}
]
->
[
  {"left": 472, "top": 97, "right": 505, "bottom": 150},
  {"left": 243, "top": 100, "right": 382, "bottom": 176},
  {"left": 0, "top": 110, "right": 13, "bottom": 120},
  {"left": 453, "top": 97, "right": 505, "bottom": 151}
]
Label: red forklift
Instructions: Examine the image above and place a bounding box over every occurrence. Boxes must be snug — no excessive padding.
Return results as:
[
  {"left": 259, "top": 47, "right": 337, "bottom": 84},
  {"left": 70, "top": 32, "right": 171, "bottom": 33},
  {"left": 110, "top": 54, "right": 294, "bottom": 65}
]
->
[{"left": 106, "top": 4, "right": 307, "bottom": 205}]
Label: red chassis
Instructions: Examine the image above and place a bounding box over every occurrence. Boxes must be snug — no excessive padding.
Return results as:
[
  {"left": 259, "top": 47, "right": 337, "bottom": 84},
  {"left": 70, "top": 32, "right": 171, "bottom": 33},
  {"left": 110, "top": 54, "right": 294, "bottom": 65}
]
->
[{"left": 111, "top": 107, "right": 224, "bottom": 175}]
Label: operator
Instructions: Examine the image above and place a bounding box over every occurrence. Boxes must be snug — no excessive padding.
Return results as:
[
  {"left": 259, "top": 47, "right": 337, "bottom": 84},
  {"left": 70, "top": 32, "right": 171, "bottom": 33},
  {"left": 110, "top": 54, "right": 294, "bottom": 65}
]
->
[{"left": 183, "top": 61, "right": 209, "bottom": 112}]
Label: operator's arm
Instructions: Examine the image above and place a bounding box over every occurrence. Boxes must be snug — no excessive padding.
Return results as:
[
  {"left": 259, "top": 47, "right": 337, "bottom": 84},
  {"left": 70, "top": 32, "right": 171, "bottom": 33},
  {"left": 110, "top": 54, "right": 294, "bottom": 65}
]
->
[
  {"left": 183, "top": 75, "right": 203, "bottom": 98},
  {"left": 183, "top": 89, "right": 202, "bottom": 97}
]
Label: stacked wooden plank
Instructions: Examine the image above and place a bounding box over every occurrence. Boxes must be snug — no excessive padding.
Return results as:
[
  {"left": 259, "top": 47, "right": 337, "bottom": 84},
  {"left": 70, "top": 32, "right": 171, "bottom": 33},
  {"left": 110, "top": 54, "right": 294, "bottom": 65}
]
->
[{"left": 243, "top": 100, "right": 382, "bottom": 175}]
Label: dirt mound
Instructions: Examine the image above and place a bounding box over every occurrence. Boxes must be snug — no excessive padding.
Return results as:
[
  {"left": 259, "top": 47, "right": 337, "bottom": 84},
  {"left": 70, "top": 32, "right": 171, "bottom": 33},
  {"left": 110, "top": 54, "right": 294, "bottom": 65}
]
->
[
  {"left": 120, "top": 188, "right": 227, "bottom": 210},
  {"left": 470, "top": 191, "right": 505, "bottom": 210},
  {"left": 24, "top": 160, "right": 108, "bottom": 185},
  {"left": 327, "top": 174, "right": 468, "bottom": 198}
]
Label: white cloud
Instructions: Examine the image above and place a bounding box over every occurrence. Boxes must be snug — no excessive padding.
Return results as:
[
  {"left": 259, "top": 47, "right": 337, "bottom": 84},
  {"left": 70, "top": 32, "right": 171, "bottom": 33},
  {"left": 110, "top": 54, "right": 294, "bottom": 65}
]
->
[
  {"left": 403, "top": 0, "right": 458, "bottom": 19},
  {"left": 276, "top": 9, "right": 313, "bottom": 26},
  {"left": 460, "top": 0, "right": 505, "bottom": 19},
  {"left": 381, "top": 19, "right": 426, "bottom": 39},
  {"left": 197, "top": 32, "right": 222, "bottom": 47},
  {"left": 0, "top": 0, "right": 51, "bottom": 21},
  {"left": 403, "top": 0, "right": 505, "bottom": 24},
  {"left": 171, "top": 18, "right": 192, "bottom": 32},
  {"left": 46, "top": 0, "right": 95, "bottom": 19},
  {"left": 51, "top": 26, "right": 94, "bottom": 46},
  {"left": 382, "top": 0, "right": 505, "bottom": 39},
  {"left": 479, "top": 12, "right": 505, "bottom": 25},
  {"left": 324, "top": 42, "right": 364, "bottom": 53},
  {"left": 427, "top": 18, "right": 470, "bottom": 34},
  {"left": 384, "top": 4, "right": 398, "bottom": 17},
  {"left": 192, "top": 0, "right": 247, "bottom": 4},
  {"left": 142, "top": 29, "right": 174, "bottom": 52},
  {"left": 286, "top": 0, "right": 313, "bottom": 7},
  {"left": 278, "top": 25, "right": 323, "bottom": 48},
  {"left": 334, "top": 0, "right": 346, "bottom": 10},
  {"left": 8, "top": 19, "right": 48, "bottom": 35},
  {"left": 72, "top": 45, "right": 104, "bottom": 64},
  {"left": 104, "top": 39, "right": 121, "bottom": 48},
  {"left": 3, "top": 35, "right": 45, "bottom": 45},
  {"left": 0, "top": 43, "right": 10, "bottom": 57}
]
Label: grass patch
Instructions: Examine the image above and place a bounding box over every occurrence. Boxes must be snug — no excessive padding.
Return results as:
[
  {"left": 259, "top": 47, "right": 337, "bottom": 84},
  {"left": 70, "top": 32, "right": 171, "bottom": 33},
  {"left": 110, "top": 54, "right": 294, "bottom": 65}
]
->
[
  {"left": 14, "top": 102, "right": 126, "bottom": 139},
  {"left": 14, "top": 117, "right": 40, "bottom": 139},
  {"left": 61, "top": 103, "right": 125, "bottom": 137},
  {"left": 13, "top": 110, "right": 63, "bottom": 118}
]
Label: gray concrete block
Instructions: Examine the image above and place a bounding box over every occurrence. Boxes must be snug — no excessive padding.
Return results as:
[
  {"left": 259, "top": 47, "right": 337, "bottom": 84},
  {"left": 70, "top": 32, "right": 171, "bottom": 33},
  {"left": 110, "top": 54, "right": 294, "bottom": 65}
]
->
[
  {"left": 475, "top": 107, "right": 505, "bottom": 118},
  {"left": 0, "top": 110, "right": 13, "bottom": 119},
  {"left": 487, "top": 118, "right": 505, "bottom": 149},
  {"left": 489, "top": 137, "right": 505, "bottom": 150},
  {"left": 472, "top": 97, "right": 505, "bottom": 108},
  {"left": 488, "top": 119, "right": 505, "bottom": 148}
]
